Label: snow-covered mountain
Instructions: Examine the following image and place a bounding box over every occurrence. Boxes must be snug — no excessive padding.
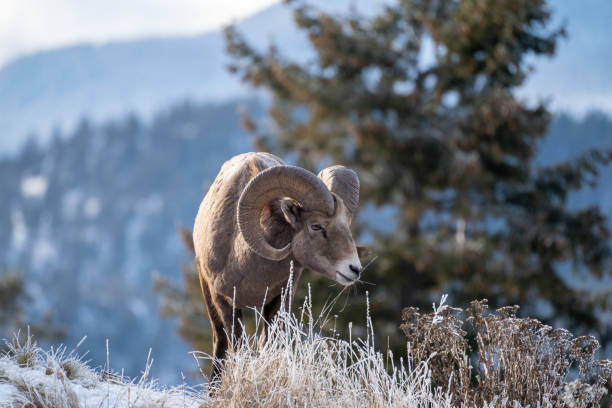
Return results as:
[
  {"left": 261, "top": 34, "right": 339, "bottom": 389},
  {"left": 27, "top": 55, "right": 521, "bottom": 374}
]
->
[
  {"left": 0, "top": 0, "right": 387, "bottom": 155},
  {"left": 0, "top": 0, "right": 611, "bottom": 154}
]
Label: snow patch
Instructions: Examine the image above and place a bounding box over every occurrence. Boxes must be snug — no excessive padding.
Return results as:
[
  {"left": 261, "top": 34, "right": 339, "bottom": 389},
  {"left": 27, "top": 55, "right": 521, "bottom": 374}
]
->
[
  {"left": 129, "top": 298, "right": 149, "bottom": 318},
  {"left": 32, "top": 237, "right": 57, "bottom": 270},
  {"left": 0, "top": 354, "right": 202, "bottom": 408},
  {"left": 0, "top": 383, "right": 20, "bottom": 405},
  {"left": 21, "top": 175, "right": 48, "bottom": 198},
  {"left": 123, "top": 214, "right": 147, "bottom": 286},
  {"left": 138, "top": 194, "right": 164, "bottom": 215},
  {"left": 83, "top": 196, "right": 101, "bottom": 218},
  {"left": 10, "top": 208, "right": 27, "bottom": 251},
  {"left": 62, "top": 189, "right": 83, "bottom": 220}
]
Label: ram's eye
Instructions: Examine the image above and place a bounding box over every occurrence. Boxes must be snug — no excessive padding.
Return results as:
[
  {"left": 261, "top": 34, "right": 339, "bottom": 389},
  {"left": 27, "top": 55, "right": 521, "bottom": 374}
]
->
[{"left": 310, "top": 224, "right": 323, "bottom": 231}]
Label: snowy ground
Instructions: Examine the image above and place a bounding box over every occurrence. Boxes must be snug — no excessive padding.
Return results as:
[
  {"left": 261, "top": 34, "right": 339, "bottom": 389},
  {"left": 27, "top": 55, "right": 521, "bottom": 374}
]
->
[{"left": 0, "top": 335, "right": 205, "bottom": 407}]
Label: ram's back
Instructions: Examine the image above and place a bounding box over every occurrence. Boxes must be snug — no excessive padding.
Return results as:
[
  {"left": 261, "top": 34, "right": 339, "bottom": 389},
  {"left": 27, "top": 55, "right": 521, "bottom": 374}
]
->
[{"left": 193, "top": 152, "right": 284, "bottom": 281}]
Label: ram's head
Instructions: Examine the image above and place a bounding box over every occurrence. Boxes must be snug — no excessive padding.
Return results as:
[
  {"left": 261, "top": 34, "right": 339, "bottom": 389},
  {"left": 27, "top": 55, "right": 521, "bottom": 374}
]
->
[{"left": 237, "top": 164, "right": 367, "bottom": 285}]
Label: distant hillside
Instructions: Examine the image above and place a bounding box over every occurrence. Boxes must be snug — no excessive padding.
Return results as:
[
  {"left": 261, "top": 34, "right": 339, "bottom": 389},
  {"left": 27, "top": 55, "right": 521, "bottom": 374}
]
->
[
  {"left": 0, "top": 0, "right": 611, "bottom": 154},
  {"left": 0, "top": 0, "right": 379, "bottom": 155}
]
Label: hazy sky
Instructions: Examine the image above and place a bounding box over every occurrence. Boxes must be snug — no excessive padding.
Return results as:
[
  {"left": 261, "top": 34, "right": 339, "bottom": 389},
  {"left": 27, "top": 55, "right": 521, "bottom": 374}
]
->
[{"left": 0, "top": 0, "right": 280, "bottom": 67}]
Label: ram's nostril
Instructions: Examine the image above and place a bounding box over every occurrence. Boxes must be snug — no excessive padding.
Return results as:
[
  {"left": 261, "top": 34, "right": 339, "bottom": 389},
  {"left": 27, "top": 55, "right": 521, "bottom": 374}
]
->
[{"left": 349, "top": 264, "right": 362, "bottom": 274}]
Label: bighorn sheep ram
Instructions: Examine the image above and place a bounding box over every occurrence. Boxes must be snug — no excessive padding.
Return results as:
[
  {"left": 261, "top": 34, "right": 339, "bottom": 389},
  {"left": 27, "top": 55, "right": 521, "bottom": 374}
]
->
[{"left": 193, "top": 152, "right": 366, "bottom": 380}]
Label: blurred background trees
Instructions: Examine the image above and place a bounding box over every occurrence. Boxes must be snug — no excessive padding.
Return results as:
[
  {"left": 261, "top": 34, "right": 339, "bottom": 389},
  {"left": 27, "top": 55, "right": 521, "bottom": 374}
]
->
[
  {"left": 0, "top": 270, "right": 64, "bottom": 350},
  {"left": 154, "top": 227, "right": 212, "bottom": 360},
  {"left": 219, "top": 0, "right": 612, "bottom": 347},
  {"left": 0, "top": 272, "right": 30, "bottom": 340}
]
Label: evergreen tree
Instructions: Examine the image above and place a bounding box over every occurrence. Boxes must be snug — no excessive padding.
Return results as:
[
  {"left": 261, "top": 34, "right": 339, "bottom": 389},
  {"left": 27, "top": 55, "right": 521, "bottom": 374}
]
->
[
  {"left": 0, "top": 272, "right": 26, "bottom": 338},
  {"left": 225, "top": 0, "right": 612, "bottom": 344},
  {"left": 0, "top": 271, "right": 64, "bottom": 348}
]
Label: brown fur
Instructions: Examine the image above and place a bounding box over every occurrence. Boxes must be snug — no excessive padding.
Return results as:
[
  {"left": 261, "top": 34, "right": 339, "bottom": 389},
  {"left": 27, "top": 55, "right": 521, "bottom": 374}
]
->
[{"left": 193, "top": 152, "right": 363, "bottom": 382}]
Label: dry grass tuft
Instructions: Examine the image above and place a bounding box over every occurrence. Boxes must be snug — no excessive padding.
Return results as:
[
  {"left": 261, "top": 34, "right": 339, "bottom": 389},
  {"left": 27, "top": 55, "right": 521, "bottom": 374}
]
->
[
  {"left": 4, "top": 330, "right": 40, "bottom": 369},
  {"left": 401, "top": 295, "right": 612, "bottom": 407},
  {"left": 196, "top": 285, "right": 451, "bottom": 407}
]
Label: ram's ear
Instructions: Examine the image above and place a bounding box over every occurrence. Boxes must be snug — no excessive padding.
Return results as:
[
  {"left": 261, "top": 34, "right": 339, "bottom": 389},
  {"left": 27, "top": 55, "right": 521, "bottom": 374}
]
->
[
  {"left": 279, "top": 198, "right": 302, "bottom": 230},
  {"left": 356, "top": 245, "right": 371, "bottom": 259}
]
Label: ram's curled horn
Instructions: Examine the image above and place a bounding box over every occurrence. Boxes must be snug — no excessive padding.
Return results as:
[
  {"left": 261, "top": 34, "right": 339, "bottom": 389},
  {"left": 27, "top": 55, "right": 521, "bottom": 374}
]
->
[
  {"left": 237, "top": 165, "right": 335, "bottom": 261},
  {"left": 317, "top": 165, "right": 360, "bottom": 220}
]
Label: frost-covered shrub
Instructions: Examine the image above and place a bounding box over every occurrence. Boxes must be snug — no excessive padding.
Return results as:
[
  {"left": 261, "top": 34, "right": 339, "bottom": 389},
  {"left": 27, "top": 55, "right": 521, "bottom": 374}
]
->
[{"left": 401, "top": 296, "right": 612, "bottom": 407}]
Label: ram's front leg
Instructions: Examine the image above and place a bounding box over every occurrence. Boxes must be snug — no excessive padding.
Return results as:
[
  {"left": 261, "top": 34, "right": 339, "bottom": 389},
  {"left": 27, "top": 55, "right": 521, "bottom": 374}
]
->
[
  {"left": 197, "top": 261, "right": 243, "bottom": 383},
  {"left": 260, "top": 294, "right": 282, "bottom": 347},
  {"left": 207, "top": 293, "right": 243, "bottom": 383}
]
